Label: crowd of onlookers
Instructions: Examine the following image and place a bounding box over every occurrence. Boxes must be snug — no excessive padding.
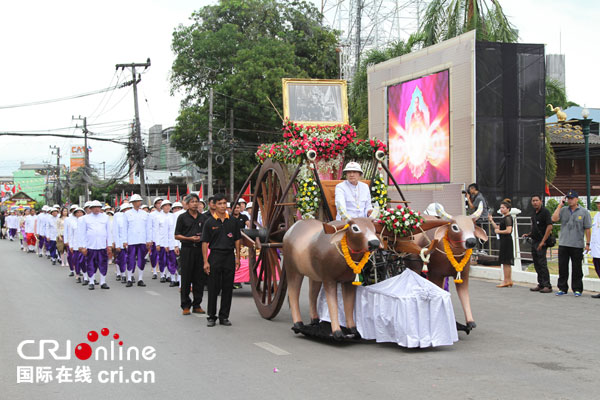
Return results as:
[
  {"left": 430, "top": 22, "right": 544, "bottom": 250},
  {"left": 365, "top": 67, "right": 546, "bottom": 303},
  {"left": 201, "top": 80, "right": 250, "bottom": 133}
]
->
[{"left": 465, "top": 184, "right": 600, "bottom": 299}]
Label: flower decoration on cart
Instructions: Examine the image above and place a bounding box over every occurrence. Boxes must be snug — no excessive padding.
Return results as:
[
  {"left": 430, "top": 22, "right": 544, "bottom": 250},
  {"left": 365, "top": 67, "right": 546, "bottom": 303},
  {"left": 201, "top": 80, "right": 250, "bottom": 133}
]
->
[
  {"left": 370, "top": 173, "right": 390, "bottom": 209},
  {"left": 378, "top": 205, "right": 425, "bottom": 238},
  {"left": 295, "top": 177, "right": 320, "bottom": 219}
]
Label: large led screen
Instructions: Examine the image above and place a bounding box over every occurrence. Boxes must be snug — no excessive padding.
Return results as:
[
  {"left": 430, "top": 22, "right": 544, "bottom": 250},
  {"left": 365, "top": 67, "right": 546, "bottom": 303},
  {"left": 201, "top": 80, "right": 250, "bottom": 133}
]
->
[{"left": 387, "top": 70, "right": 450, "bottom": 184}]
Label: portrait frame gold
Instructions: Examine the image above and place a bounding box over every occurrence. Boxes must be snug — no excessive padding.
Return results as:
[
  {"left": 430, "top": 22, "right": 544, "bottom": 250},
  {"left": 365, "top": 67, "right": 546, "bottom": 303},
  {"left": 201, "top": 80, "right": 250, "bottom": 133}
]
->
[{"left": 282, "top": 78, "right": 349, "bottom": 126}]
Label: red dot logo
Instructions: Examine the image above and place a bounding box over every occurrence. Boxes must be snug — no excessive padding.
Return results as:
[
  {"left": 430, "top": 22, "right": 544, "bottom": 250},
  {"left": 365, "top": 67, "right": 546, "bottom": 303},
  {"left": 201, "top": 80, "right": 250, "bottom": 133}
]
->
[
  {"left": 118, "top": 341, "right": 123, "bottom": 346},
  {"left": 101, "top": 328, "right": 109, "bottom": 336},
  {"left": 113, "top": 334, "right": 119, "bottom": 340},
  {"left": 87, "top": 331, "right": 99, "bottom": 342},
  {"left": 75, "top": 343, "right": 92, "bottom": 360}
]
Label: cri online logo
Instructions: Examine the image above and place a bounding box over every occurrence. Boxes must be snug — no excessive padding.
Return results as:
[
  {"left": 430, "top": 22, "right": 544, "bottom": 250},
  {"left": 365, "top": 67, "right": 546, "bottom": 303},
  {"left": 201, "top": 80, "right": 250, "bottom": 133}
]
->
[{"left": 18, "top": 328, "right": 156, "bottom": 361}]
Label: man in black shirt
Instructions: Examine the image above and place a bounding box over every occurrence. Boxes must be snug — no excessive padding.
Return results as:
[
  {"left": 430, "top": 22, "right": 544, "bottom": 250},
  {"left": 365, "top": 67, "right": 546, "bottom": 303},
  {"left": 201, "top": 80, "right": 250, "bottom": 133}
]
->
[
  {"left": 202, "top": 193, "right": 241, "bottom": 327},
  {"left": 232, "top": 203, "right": 249, "bottom": 229},
  {"left": 203, "top": 196, "right": 216, "bottom": 217},
  {"left": 523, "top": 195, "right": 553, "bottom": 293},
  {"left": 174, "top": 193, "right": 209, "bottom": 315}
]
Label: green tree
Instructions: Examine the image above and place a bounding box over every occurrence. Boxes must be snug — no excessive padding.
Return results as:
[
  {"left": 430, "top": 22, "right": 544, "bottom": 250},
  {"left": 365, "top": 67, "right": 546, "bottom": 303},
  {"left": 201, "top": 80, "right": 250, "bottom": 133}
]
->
[
  {"left": 169, "top": 0, "right": 339, "bottom": 193},
  {"left": 420, "top": 0, "right": 518, "bottom": 46}
]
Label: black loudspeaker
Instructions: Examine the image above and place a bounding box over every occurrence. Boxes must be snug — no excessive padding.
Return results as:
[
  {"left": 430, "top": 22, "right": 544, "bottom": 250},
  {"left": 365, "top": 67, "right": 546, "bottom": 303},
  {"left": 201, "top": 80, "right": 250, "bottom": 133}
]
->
[{"left": 475, "top": 42, "right": 546, "bottom": 212}]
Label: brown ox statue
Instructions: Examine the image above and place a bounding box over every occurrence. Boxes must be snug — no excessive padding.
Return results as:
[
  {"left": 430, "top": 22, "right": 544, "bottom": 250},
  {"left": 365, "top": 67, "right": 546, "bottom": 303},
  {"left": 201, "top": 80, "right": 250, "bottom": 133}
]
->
[
  {"left": 282, "top": 216, "right": 382, "bottom": 340},
  {"left": 408, "top": 202, "right": 488, "bottom": 331}
]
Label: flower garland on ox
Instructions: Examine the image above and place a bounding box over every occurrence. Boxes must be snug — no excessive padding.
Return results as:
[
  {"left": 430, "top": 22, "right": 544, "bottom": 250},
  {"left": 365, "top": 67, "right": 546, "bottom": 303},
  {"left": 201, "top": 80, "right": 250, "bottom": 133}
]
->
[
  {"left": 340, "top": 232, "right": 371, "bottom": 286},
  {"left": 442, "top": 234, "right": 472, "bottom": 284}
]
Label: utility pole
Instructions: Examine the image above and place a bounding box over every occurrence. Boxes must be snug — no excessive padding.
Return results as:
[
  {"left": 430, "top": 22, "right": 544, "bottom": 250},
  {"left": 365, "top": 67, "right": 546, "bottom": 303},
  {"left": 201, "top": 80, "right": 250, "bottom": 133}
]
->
[
  {"left": 116, "top": 58, "right": 151, "bottom": 199},
  {"left": 100, "top": 161, "right": 106, "bottom": 180},
  {"left": 208, "top": 88, "right": 214, "bottom": 198},
  {"left": 50, "top": 146, "right": 61, "bottom": 205},
  {"left": 72, "top": 115, "right": 89, "bottom": 202},
  {"left": 229, "top": 109, "right": 234, "bottom": 199}
]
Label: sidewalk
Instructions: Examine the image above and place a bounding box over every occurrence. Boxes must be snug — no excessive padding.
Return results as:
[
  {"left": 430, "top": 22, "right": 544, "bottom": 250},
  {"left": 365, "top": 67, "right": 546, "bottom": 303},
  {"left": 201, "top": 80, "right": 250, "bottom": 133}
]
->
[{"left": 470, "top": 264, "right": 600, "bottom": 293}]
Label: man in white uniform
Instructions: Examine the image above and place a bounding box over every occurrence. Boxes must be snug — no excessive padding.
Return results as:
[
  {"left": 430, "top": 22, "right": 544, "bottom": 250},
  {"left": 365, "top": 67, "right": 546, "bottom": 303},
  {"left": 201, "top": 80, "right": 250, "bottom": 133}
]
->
[
  {"left": 113, "top": 202, "right": 131, "bottom": 282},
  {"left": 63, "top": 205, "right": 78, "bottom": 277},
  {"left": 24, "top": 209, "right": 37, "bottom": 252},
  {"left": 122, "top": 194, "right": 152, "bottom": 287},
  {"left": 149, "top": 197, "right": 163, "bottom": 279},
  {"left": 46, "top": 207, "right": 59, "bottom": 265},
  {"left": 334, "top": 161, "right": 373, "bottom": 220},
  {"left": 78, "top": 200, "right": 112, "bottom": 290}
]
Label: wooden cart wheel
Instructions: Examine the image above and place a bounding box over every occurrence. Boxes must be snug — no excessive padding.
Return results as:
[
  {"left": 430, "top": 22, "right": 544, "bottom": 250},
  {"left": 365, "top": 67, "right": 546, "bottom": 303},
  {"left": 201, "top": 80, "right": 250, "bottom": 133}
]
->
[{"left": 248, "top": 160, "right": 295, "bottom": 319}]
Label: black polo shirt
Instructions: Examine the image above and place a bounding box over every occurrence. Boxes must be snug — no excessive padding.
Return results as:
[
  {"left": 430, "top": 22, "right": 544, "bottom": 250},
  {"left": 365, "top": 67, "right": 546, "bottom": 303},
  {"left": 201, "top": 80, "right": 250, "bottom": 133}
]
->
[
  {"left": 175, "top": 210, "right": 208, "bottom": 248},
  {"left": 202, "top": 213, "right": 241, "bottom": 250},
  {"left": 233, "top": 213, "right": 249, "bottom": 230},
  {"left": 531, "top": 207, "right": 552, "bottom": 241}
]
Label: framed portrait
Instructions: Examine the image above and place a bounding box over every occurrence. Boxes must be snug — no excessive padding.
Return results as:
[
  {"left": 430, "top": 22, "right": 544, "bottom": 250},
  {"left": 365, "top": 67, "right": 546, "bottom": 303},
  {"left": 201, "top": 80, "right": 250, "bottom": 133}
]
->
[
  {"left": 387, "top": 69, "right": 450, "bottom": 185},
  {"left": 282, "top": 78, "right": 349, "bottom": 126}
]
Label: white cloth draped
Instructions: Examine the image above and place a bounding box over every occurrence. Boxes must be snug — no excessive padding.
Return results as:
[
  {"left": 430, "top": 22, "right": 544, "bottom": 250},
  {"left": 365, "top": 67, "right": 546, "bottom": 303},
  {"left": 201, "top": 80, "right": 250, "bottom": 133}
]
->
[{"left": 317, "top": 269, "right": 458, "bottom": 348}]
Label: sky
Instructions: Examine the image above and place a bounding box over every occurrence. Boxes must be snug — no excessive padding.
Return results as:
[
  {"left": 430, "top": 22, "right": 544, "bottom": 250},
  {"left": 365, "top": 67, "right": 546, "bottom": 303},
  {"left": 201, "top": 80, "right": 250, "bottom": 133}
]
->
[{"left": 0, "top": 0, "right": 598, "bottom": 177}]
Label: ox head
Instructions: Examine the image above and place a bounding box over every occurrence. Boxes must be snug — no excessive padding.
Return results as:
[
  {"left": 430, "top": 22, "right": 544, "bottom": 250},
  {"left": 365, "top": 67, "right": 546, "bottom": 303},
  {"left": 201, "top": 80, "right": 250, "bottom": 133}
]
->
[
  {"left": 427, "top": 202, "right": 488, "bottom": 250},
  {"left": 323, "top": 218, "right": 382, "bottom": 252}
]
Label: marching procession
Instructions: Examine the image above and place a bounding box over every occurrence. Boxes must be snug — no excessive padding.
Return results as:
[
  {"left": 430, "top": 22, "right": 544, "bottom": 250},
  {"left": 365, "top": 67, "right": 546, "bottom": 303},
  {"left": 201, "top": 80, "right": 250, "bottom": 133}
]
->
[{"left": 2, "top": 193, "right": 247, "bottom": 326}]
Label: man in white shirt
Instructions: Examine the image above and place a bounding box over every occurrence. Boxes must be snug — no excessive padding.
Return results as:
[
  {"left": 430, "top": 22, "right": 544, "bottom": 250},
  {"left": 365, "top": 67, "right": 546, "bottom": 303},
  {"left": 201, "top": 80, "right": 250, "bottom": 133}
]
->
[
  {"left": 78, "top": 200, "right": 112, "bottom": 290},
  {"left": 149, "top": 197, "right": 163, "bottom": 279},
  {"left": 155, "top": 200, "right": 172, "bottom": 282},
  {"left": 46, "top": 207, "right": 59, "bottom": 265},
  {"left": 24, "top": 208, "right": 37, "bottom": 252},
  {"left": 7, "top": 211, "right": 18, "bottom": 241},
  {"left": 122, "top": 194, "right": 153, "bottom": 287},
  {"left": 35, "top": 206, "right": 47, "bottom": 257},
  {"left": 334, "top": 161, "right": 373, "bottom": 220},
  {"left": 69, "top": 208, "right": 86, "bottom": 283},
  {"left": 113, "top": 202, "right": 131, "bottom": 283},
  {"left": 63, "top": 205, "right": 78, "bottom": 277}
]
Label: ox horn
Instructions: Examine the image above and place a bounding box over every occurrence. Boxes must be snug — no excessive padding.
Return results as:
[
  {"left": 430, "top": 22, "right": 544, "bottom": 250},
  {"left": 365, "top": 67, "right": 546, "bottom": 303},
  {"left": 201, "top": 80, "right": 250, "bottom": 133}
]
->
[
  {"left": 435, "top": 203, "right": 453, "bottom": 220},
  {"left": 471, "top": 201, "right": 484, "bottom": 220},
  {"left": 370, "top": 202, "right": 381, "bottom": 220}
]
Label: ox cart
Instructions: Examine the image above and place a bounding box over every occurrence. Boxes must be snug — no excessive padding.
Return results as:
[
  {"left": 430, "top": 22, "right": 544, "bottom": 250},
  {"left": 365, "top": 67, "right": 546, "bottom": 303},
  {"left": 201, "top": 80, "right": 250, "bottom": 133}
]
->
[{"left": 231, "top": 123, "right": 460, "bottom": 337}]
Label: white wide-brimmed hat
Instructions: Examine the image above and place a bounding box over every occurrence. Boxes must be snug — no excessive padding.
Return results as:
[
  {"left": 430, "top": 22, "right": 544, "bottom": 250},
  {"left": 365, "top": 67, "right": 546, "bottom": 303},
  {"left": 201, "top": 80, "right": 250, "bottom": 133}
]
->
[
  {"left": 161, "top": 200, "right": 172, "bottom": 207},
  {"left": 343, "top": 161, "right": 363, "bottom": 174},
  {"left": 172, "top": 201, "right": 183, "bottom": 209},
  {"left": 69, "top": 204, "right": 78, "bottom": 210},
  {"left": 74, "top": 207, "right": 85, "bottom": 213},
  {"left": 83, "top": 201, "right": 92, "bottom": 208},
  {"left": 130, "top": 194, "right": 143, "bottom": 202},
  {"left": 120, "top": 203, "right": 133, "bottom": 210},
  {"left": 89, "top": 200, "right": 102, "bottom": 208},
  {"left": 141, "top": 204, "right": 149, "bottom": 209},
  {"left": 247, "top": 202, "right": 253, "bottom": 208},
  {"left": 153, "top": 197, "right": 163, "bottom": 205}
]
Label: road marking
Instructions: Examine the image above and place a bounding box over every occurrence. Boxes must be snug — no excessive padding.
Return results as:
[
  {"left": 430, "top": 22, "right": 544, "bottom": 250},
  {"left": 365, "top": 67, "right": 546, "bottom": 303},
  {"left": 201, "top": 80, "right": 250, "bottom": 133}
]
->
[
  {"left": 145, "top": 290, "right": 160, "bottom": 296},
  {"left": 254, "top": 342, "right": 290, "bottom": 356},
  {"left": 193, "top": 313, "right": 207, "bottom": 318}
]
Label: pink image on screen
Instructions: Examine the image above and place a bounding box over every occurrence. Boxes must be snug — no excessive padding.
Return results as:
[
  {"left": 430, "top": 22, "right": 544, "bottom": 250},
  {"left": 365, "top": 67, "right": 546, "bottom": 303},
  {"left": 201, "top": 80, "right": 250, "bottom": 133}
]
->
[{"left": 388, "top": 70, "right": 450, "bottom": 184}]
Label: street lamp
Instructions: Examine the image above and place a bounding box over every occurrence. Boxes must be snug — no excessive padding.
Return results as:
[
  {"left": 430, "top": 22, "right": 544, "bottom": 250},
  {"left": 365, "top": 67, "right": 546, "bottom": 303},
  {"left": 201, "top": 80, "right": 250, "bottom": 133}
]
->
[{"left": 582, "top": 107, "right": 592, "bottom": 209}]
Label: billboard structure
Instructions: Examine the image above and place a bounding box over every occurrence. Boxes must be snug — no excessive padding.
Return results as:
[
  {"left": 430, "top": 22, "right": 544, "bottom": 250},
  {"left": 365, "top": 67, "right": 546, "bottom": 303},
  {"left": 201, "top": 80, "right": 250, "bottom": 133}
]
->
[
  {"left": 387, "top": 70, "right": 450, "bottom": 185},
  {"left": 70, "top": 145, "right": 87, "bottom": 171}
]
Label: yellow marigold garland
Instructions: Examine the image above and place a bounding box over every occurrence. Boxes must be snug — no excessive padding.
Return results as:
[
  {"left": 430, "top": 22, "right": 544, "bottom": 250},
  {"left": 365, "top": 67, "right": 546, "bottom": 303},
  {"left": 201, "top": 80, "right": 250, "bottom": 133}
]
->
[
  {"left": 341, "top": 234, "right": 371, "bottom": 286},
  {"left": 442, "top": 234, "right": 472, "bottom": 284}
]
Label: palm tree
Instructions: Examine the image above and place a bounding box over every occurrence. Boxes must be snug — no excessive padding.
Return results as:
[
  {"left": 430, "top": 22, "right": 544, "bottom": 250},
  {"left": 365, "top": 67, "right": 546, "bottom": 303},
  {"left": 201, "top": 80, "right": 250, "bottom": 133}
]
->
[{"left": 420, "top": 0, "right": 518, "bottom": 46}]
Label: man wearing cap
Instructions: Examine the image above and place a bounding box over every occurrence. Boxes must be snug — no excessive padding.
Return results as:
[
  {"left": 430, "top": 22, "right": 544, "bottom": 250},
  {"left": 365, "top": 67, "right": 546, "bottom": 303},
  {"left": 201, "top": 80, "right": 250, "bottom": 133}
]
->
[
  {"left": 175, "top": 193, "right": 209, "bottom": 315},
  {"left": 63, "top": 205, "right": 79, "bottom": 277},
  {"left": 238, "top": 199, "right": 250, "bottom": 220},
  {"left": 78, "top": 200, "right": 113, "bottom": 290},
  {"left": 155, "top": 200, "right": 172, "bottom": 282},
  {"left": 113, "top": 203, "right": 131, "bottom": 282},
  {"left": 149, "top": 197, "right": 163, "bottom": 280},
  {"left": 69, "top": 208, "right": 86, "bottom": 283},
  {"left": 334, "top": 161, "right": 373, "bottom": 220},
  {"left": 34, "top": 206, "right": 47, "bottom": 257},
  {"left": 122, "top": 194, "right": 153, "bottom": 287},
  {"left": 551, "top": 190, "right": 592, "bottom": 297},
  {"left": 46, "top": 208, "right": 59, "bottom": 265}
]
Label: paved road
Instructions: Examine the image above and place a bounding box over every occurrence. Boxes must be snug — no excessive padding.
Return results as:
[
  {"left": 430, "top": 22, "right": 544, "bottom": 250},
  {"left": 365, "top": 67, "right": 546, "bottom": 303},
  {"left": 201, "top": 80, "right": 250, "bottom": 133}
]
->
[{"left": 0, "top": 238, "right": 598, "bottom": 400}]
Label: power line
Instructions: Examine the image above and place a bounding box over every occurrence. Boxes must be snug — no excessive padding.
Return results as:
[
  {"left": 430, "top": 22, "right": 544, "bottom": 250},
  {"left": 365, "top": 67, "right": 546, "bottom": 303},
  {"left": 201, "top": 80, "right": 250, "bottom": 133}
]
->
[{"left": 0, "top": 80, "right": 134, "bottom": 110}]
